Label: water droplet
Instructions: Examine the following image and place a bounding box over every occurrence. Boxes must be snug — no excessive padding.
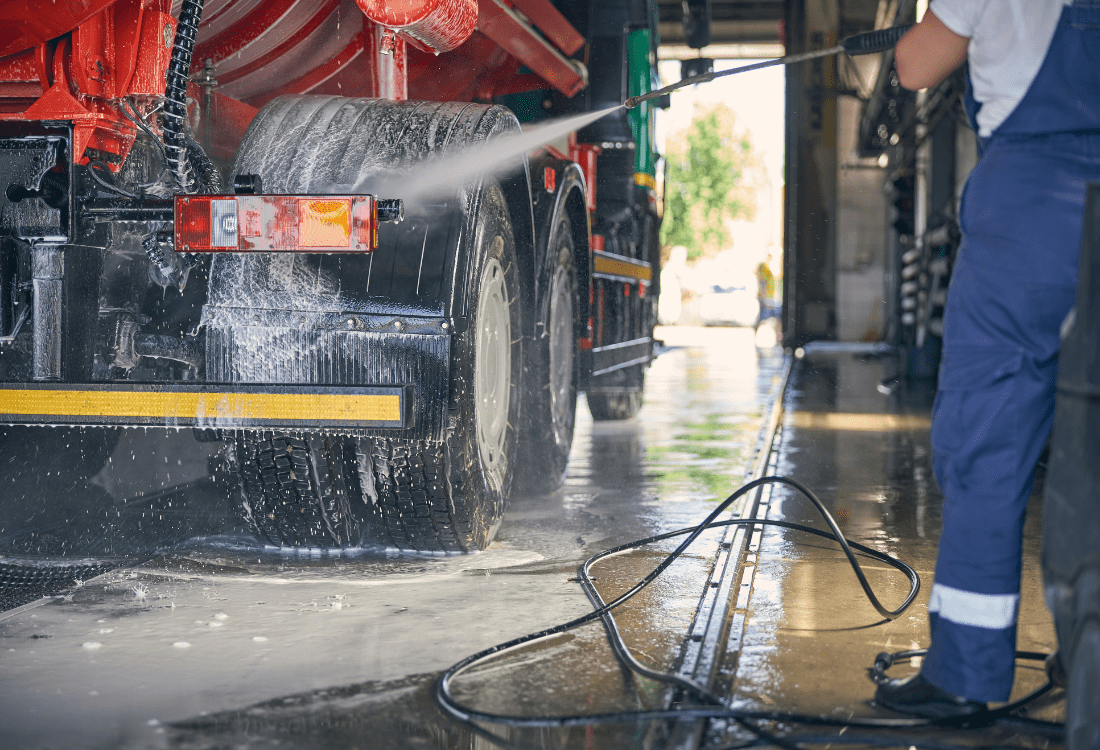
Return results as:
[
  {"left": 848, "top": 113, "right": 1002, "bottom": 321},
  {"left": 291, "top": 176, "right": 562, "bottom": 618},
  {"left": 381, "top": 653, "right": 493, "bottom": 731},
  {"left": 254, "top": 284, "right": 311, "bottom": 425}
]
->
[
  {"left": 82, "top": 641, "right": 102, "bottom": 650},
  {"left": 252, "top": 635, "right": 268, "bottom": 642},
  {"left": 172, "top": 641, "right": 191, "bottom": 649}
]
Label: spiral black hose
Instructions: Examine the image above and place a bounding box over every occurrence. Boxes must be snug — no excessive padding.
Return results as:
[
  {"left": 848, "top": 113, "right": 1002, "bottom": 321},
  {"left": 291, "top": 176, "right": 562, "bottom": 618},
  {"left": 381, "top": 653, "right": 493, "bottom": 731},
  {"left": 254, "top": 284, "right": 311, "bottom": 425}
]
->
[
  {"left": 185, "top": 135, "right": 222, "bottom": 194},
  {"left": 163, "top": 0, "right": 205, "bottom": 193}
]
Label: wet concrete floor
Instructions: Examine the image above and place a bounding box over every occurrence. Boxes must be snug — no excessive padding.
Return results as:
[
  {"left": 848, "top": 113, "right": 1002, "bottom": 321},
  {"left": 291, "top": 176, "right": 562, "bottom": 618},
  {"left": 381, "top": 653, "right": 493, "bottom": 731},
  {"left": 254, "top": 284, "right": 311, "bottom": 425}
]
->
[
  {"left": 0, "top": 327, "right": 785, "bottom": 749},
  {"left": 714, "top": 347, "right": 1063, "bottom": 750},
  {"left": 0, "top": 334, "right": 1065, "bottom": 749}
]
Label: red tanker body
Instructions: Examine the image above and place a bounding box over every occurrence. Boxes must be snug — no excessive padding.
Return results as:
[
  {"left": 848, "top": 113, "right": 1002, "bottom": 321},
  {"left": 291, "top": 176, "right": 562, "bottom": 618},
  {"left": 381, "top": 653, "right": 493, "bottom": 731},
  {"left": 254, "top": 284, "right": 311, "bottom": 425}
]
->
[
  {"left": 0, "top": 0, "right": 587, "bottom": 165},
  {"left": 0, "top": 0, "right": 663, "bottom": 552}
]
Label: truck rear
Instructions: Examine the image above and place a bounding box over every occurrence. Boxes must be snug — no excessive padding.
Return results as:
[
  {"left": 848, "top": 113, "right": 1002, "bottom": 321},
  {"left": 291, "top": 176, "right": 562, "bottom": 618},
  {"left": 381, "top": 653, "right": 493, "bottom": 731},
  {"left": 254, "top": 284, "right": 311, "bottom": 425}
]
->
[{"left": 0, "top": 0, "right": 663, "bottom": 552}]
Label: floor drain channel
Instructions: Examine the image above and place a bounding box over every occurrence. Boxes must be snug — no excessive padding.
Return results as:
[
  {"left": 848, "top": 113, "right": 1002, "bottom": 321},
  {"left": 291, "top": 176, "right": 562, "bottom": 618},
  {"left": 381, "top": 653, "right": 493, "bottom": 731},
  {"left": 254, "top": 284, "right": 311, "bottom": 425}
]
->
[{"left": 0, "top": 561, "right": 123, "bottom": 612}]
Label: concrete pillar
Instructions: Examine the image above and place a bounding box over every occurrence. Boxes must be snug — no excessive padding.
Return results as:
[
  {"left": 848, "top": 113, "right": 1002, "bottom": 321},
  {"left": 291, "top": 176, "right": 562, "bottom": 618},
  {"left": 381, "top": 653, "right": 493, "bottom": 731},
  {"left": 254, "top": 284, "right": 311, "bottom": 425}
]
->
[{"left": 784, "top": 0, "right": 839, "bottom": 346}]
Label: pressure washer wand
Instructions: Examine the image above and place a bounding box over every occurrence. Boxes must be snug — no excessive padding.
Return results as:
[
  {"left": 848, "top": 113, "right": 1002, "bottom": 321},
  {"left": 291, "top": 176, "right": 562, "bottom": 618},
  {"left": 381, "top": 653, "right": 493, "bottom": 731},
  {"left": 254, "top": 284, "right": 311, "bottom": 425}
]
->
[{"left": 624, "top": 24, "right": 914, "bottom": 109}]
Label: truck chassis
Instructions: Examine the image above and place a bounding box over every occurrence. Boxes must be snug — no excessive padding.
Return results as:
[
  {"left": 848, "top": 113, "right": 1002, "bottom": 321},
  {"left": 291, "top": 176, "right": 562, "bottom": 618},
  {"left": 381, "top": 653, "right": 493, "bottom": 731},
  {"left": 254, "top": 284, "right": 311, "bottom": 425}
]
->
[{"left": 0, "top": 0, "right": 663, "bottom": 552}]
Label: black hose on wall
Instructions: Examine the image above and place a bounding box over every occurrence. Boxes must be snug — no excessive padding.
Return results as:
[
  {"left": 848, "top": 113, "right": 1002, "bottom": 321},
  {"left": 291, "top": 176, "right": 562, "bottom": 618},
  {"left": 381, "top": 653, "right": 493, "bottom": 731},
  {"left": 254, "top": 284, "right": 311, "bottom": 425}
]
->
[{"left": 163, "top": 0, "right": 205, "bottom": 193}]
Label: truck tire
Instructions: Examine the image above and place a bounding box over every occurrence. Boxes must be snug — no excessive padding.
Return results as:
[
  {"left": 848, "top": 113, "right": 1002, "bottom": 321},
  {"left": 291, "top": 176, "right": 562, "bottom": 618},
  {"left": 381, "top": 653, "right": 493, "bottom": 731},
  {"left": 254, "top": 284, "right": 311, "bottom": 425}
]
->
[
  {"left": 232, "top": 183, "right": 520, "bottom": 552},
  {"left": 1066, "top": 616, "right": 1100, "bottom": 750},
  {"left": 364, "top": 183, "right": 523, "bottom": 551},
  {"left": 232, "top": 432, "right": 373, "bottom": 549},
  {"left": 515, "top": 212, "right": 577, "bottom": 492},
  {"left": 216, "top": 96, "right": 525, "bottom": 552}
]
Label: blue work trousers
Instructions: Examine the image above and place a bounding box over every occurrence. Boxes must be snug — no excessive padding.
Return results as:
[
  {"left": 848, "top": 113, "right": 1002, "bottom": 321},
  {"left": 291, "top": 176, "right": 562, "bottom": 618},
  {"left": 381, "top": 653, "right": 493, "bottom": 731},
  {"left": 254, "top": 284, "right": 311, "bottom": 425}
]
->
[{"left": 923, "top": 132, "right": 1100, "bottom": 702}]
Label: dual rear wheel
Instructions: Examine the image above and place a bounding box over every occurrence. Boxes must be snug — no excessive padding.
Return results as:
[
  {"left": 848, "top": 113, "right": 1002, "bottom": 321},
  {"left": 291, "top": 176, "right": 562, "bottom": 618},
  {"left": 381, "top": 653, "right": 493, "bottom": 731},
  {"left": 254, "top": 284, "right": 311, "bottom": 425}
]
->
[{"left": 223, "top": 95, "right": 646, "bottom": 553}]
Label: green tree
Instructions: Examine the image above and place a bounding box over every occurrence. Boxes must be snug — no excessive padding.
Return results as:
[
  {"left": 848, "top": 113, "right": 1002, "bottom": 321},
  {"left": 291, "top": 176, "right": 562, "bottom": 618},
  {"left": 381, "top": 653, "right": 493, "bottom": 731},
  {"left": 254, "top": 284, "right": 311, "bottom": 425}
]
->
[{"left": 661, "top": 103, "right": 762, "bottom": 260}]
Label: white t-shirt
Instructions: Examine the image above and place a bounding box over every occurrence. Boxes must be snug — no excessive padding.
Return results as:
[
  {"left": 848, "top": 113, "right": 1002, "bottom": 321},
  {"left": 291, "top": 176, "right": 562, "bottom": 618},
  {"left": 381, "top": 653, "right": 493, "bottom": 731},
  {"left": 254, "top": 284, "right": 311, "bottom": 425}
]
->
[{"left": 930, "top": 0, "right": 1071, "bottom": 136}]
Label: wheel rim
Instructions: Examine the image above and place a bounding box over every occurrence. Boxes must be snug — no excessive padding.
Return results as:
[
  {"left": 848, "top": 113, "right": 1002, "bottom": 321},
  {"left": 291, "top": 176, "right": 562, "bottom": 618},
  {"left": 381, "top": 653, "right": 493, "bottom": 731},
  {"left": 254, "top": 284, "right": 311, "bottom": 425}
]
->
[
  {"left": 475, "top": 248, "right": 511, "bottom": 487},
  {"left": 548, "top": 264, "right": 574, "bottom": 445}
]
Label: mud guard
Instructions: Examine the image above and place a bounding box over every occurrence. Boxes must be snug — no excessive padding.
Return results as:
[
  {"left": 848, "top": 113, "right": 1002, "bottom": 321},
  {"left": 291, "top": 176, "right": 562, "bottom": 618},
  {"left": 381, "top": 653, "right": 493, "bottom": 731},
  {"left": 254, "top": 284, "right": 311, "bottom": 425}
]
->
[{"left": 527, "top": 154, "right": 590, "bottom": 348}]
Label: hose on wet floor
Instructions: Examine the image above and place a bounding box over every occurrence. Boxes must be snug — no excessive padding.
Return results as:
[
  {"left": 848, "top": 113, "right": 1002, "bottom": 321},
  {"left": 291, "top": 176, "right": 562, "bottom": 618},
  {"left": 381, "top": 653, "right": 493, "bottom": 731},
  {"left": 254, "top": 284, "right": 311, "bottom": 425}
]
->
[{"left": 435, "top": 475, "right": 1062, "bottom": 749}]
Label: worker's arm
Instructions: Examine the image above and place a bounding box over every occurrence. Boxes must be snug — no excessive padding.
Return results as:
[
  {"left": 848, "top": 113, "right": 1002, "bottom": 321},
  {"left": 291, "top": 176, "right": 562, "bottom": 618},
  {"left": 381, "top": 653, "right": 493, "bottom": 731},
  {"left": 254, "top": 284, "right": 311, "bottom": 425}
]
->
[{"left": 894, "top": 9, "right": 969, "bottom": 90}]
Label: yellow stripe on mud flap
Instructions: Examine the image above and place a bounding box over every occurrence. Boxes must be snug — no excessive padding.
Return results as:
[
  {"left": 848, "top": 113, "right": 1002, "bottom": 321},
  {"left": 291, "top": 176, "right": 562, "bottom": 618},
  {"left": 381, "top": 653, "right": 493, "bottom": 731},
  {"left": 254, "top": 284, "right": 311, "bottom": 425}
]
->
[
  {"left": 0, "top": 385, "right": 408, "bottom": 429},
  {"left": 592, "top": 252, "right": 652, "bottom": 283},
  {"left": 634, "top": 172, "right": 657, "bottom": 190}
]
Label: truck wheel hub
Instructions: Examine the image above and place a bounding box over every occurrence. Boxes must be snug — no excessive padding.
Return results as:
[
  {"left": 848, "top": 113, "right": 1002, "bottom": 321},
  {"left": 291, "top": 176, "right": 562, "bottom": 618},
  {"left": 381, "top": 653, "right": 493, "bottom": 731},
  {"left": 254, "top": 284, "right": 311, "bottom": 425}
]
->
[{"left": 475, "top": 251, "right": 510, "bottom": 484}]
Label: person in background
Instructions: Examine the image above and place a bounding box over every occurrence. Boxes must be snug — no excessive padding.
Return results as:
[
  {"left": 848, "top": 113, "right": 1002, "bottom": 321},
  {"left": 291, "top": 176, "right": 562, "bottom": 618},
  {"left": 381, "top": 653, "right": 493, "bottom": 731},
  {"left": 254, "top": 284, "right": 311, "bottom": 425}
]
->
[
  {"left": 754, "top": 252, "right": 780, "bottom": 334},
  {"left": 878, "top": 0, "right": 1100, "bottom": 718}
]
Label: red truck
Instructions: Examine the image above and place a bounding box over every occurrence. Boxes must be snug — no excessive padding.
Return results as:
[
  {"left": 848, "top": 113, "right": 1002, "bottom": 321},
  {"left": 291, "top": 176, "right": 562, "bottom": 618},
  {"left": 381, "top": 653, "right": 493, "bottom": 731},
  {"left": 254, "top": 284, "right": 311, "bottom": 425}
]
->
[{"left": 0, "top": 0, "right": 664, "bottom": 552}]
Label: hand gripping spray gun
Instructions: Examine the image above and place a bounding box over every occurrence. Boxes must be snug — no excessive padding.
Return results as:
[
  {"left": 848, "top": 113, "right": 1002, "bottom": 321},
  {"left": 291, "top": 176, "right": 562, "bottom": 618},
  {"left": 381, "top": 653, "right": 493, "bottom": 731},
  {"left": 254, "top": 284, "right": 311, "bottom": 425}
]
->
[{"left": 624, "top": 25, "right": 914, "bottom": 110}]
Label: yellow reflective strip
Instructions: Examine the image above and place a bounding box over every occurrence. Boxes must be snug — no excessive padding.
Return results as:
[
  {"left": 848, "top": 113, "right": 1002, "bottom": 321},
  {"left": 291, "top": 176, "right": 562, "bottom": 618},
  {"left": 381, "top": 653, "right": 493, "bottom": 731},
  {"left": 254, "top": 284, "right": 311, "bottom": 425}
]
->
[
  {"left": 633, "top": 172, "right": 657, "bottom": 190},
  {"left": 592, "top": 254, "right": 652, "bottom": 282},
  {"left": 0, "top": 390, "right": 401, "bottom": 423}
]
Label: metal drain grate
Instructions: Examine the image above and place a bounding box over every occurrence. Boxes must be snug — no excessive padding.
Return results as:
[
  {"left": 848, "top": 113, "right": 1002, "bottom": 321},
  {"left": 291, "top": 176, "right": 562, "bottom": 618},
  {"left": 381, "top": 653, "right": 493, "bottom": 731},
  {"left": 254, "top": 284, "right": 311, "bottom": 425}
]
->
[{"left": 0, "top": 561, "right": 121, "bottom": 613}]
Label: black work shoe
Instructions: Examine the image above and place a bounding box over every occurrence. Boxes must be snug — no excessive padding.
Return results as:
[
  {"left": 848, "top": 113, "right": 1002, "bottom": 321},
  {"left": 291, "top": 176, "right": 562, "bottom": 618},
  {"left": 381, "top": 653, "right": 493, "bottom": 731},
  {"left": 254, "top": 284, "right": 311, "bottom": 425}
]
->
[{"left": 875, "top": 674, "right": 987, "bottom": 720}]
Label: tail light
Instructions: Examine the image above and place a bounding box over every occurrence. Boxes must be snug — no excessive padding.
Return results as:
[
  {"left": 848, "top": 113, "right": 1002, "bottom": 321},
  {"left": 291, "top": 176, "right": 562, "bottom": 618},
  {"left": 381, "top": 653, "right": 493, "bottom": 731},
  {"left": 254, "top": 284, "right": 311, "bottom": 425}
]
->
[{"left": 175, "top": 195, "right": 403, "bottom": 253}]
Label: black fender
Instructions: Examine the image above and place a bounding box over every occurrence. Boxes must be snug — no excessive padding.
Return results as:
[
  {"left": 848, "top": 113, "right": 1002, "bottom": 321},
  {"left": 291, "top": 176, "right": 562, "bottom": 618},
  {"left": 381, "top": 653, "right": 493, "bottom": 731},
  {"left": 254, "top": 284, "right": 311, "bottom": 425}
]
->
[{"left": 527, "top": 153, "right": 591, "bottom": 345}]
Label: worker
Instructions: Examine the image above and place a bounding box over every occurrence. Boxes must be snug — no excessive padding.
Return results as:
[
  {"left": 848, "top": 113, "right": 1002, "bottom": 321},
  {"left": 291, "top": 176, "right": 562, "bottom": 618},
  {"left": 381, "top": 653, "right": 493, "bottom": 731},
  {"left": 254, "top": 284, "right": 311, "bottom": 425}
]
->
[
  {"left": 754, "top": 252, "right": 780, "bottom": 332},
  {"left": 876, "top": 0, "right": 1100, "bottom": 717}
]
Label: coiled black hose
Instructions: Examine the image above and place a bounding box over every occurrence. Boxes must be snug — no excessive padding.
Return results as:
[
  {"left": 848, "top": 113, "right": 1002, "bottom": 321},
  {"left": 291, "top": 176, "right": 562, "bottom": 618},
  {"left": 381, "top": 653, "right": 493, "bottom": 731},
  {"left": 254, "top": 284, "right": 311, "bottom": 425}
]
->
[
  {"left": 436, "top": 475, "right": 1062, "bottom": 748},
  {"left": 163, "top": 0, "right": 205, "bottom": 193}
]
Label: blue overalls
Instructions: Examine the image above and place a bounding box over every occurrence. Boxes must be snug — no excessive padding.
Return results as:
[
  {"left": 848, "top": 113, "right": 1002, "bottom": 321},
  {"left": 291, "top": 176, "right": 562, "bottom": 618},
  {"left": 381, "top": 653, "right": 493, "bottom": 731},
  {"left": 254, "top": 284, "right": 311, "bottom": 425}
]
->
[{"left": 922, "top": 0, "right": 1100, "bottom": 702}]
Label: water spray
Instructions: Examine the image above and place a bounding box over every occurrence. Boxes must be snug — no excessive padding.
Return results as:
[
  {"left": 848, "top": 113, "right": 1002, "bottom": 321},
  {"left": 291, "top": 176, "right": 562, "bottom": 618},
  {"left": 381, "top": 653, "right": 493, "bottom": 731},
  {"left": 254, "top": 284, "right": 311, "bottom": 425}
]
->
[
  {"left": 624, "top": 25, "right": 913, "bottom": 109},
  {"left": 369, "top": 25, "right": 912, "bottom": 204},
  {"left": 351, "top": 106, "right": 622, "bottom": 202}
]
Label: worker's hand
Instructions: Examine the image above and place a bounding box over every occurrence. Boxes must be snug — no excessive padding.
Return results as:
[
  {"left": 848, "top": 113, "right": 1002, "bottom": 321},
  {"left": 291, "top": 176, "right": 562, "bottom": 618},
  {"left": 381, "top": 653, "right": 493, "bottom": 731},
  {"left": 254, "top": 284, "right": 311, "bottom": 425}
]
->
[{"left": 894, "top": 9, "right": 968, "bottom": 90}]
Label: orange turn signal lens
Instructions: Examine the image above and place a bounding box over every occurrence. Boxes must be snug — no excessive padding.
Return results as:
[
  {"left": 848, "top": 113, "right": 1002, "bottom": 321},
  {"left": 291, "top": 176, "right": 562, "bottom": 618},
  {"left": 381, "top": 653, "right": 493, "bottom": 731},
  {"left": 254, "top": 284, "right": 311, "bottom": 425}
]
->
[{"left": 298, "top": 199, "right": 351, "bottom": 248}]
